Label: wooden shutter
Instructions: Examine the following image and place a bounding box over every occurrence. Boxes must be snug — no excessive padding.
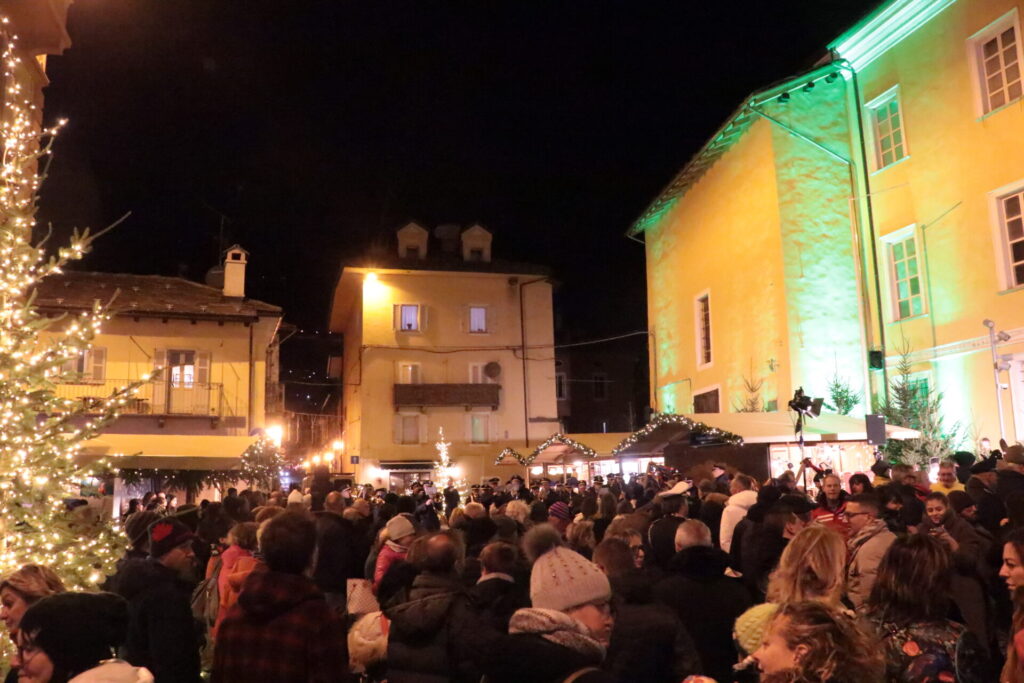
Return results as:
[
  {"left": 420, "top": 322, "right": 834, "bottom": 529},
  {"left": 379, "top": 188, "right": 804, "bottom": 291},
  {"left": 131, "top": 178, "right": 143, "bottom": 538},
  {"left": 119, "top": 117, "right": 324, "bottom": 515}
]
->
[
  {"left": 88, "top": 347, "right": 106, "bottom": 382},
  {"left": 418, "top": 305, "right": 426, "bottom": 331},
  {"left": 196, "top": 352, "right": 211, "bottom": 386},
  {"left": 393, "top": 414, "right": 403, "bottom": 444},
  {"left": 153, "top": 349, "right": 167, "bottom": 374},
  {"left": 418, "top": 414, "right": 427, "bottom": 443},
  {"left": 393, "top": 304, "right": 401, "bottom": 331}
]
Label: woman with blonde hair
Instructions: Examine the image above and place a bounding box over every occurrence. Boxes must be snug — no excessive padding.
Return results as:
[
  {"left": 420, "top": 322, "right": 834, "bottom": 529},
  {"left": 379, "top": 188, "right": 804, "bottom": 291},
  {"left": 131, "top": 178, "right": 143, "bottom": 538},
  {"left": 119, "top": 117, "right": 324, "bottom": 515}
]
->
[
  {"left": 566, "top": 520, "right": 597, "bottom": 560},
  {"left": 1, "top": 564, "right": 65, "bottom": 681},
  {"left": 766, "top": 525, "right": 846, "bottom": 606},
  {"left": 504, "top": 499, "right": 530, "bottom": 528}
]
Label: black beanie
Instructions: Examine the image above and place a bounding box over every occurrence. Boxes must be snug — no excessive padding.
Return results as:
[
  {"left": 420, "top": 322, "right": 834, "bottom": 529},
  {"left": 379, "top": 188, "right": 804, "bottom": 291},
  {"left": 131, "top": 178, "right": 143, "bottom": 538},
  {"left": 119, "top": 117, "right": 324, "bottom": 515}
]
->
[{"left": 19, "top": 592, "right": 128, "bottom": 676}]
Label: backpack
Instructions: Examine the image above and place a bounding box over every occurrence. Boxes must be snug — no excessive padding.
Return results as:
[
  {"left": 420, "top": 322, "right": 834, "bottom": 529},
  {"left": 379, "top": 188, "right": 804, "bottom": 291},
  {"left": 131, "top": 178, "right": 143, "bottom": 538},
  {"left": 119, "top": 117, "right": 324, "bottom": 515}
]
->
[{"left": 191, "top": 556, "right": 222, "bottom": 627}]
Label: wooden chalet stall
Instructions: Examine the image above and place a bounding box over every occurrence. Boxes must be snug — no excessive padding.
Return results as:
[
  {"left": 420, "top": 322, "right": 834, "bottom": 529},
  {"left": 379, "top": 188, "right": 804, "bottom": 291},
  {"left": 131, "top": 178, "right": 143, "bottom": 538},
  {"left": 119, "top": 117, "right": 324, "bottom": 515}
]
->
[{"left": 494, "top": 433, "right": 627, "bottom": 484}]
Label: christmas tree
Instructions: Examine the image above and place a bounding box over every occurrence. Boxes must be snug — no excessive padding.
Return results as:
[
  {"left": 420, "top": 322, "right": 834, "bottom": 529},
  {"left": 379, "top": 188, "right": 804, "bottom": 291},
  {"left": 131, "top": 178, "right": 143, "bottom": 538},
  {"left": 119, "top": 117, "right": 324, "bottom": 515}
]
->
[
  {"left": 0, "top": 20, "right": 146, "bottom": 590},
  {"left": 433, "top": 427, "right": 467, "bottom": 501}
]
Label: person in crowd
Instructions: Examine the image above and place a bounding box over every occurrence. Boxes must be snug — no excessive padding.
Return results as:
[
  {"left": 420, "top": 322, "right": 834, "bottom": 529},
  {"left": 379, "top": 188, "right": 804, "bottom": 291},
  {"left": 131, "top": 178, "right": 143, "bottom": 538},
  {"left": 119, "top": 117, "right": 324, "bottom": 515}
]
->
[
  {"left": 871, "top": 460, "right": 892, "bottom": 488},
  {"left": 605, "top": 527, "right": 646, "bottom": 570},
  {"left": 848, "top": 473, "right": 873, "bottom": 496},
  {"left": 697, "top": 480, "right": 728, "bottom": 548},
  {"left": 1001, "top": 527, "right": 1024, "bottom": 682},
  {"left": 546, "top": 501, "right": 574, "bottom": 538},
  {"left": 810, "top": 474, "right": 850, "bottom": 536},
  {"left": 844, "top": 492, "right": 896, "bottom": 610},
  {"left": 654, "top": 519, "right": 751, "bottom": 683},
  {"left": 751, "top": 601, "right": 884, "bottom": 683},
  {"left": 123, "top": 498, "right": 142, "bottom": 520},
  {"left": 116, "top": 517, "right": 202, "bottom": 683},
  {"left": 878, "top": 485, "right": 909, "bottom": 534},
  {"left": 720, "top": 474, "right": 758, "bottom": 554},
  {"left": 374, "top": 515, "right": 417, "bottom": 590},
  {"left": 766, "top": 524, "right": 846, "bottom": 607},
  {"left": 567, "top": 519, "right": 598, "bottom": 560},
  {"left": 213, "top": 512, "right": 349, "bottom": 682},
  {"left": 385, "top": 531, "right": 487, "bottom": 682},
  {"left": 314, "top": 491, "right": 368, "bottom": 611},
  {"left": 1, "top": 565, "right": 65, "bottom": 683},
  {"left": 648, "top": 482, "right": 691, "bottom": 569},
  {"left": 106, "top": 511, "right": 161, "bottom": 592},
  {"left": 504, "top": 499, "right": 531, "bottom": 529},
  {"left": 483, "top": 543, "right": 616, "bottom": 683},
  {"left": 470, "top": 541, "right": 529, "bottom": 632},
  {"left": 741, "top": 500, "right": 805, "bottom": 602},
  {"left": 998, "top": 444, "right": 1024, "bottom": 507},
  {"left": 209, "top": 521, "right": 257, "bottom": 638},
  {"left": 729, "top": 485, "right": 782, "bottom": 578},
  {"left": 932, "top": 459, "right": 967, "bottom": 495},
  {"left": 593, "top": 538, "right": 701, "bottom": 682},
  {"left": 593, "top": 492, "right": 618, "bottom": 542},
  {"left": 865, "top": 533, "right": 991, "bottom": 682},
  {"left": 454, "top": 501, "right": 498, "bottom": 556},
  {"left": 965, "top": 472, "right": 1006, "bottom": 536},
  {"left": 14, "top": 591, "right": 153, "bottom": 682}
]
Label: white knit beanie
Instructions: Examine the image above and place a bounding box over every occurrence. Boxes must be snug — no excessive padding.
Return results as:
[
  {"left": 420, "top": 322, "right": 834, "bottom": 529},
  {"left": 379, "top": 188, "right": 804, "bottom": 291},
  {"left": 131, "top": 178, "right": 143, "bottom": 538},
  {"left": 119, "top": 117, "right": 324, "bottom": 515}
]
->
[
  {"left": 386, "top": 514, "right": 415, "bottom": 541},
  {"left": 530, "top": 546, "right": 611, "bottom": 612}
]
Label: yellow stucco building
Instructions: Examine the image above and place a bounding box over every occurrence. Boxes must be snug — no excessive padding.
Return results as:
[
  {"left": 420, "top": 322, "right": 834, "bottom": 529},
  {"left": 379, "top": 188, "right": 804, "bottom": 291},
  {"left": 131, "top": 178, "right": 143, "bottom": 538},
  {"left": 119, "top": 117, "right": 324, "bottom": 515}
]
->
[
  {"left": 329, "top": 222, "right": 559, "bottom": 488},
  {"left": 633, "top": 0, "right": 1024, "bottom": 446}
]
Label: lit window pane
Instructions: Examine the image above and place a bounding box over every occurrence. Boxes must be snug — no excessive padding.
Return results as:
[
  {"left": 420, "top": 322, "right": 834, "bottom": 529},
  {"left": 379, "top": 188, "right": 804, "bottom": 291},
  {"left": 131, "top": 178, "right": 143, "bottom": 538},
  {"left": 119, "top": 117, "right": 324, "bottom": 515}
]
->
[
  {"left": 895, "top": 261, "right": 906, "bottom": 280},
  {"left": 401, "top": 305, "right": 419, "bottom": 331},
  {"left": 912, "top": 297, "right": 923, "bottom": 316},
  {"left": 899, "top": 300, "right": 911, "bottom": 318},
  {"left": 892, "top": 242, "right": 904, "bottom": 260},
  {"left": 910, "top": 278, "right": 920, "bottom": 295},
  {"left": 469, "top": 306, "right": 487, "bottom": 333},
  {"left": 898, "top": 281, "right": 909, "bottom": 299}
]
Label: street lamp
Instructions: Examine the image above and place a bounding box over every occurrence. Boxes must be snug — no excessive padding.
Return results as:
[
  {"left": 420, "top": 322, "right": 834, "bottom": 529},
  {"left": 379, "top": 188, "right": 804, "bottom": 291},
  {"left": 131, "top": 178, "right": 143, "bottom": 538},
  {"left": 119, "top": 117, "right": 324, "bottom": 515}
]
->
[{"left": 983, "top": 319, "right": 1012, "bottom": 442}]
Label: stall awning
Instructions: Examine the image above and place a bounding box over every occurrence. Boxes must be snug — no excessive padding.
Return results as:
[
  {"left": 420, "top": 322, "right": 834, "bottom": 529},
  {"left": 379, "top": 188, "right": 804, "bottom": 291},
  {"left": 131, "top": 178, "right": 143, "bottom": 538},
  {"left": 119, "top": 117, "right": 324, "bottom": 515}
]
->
[
  {"left": 613, "top": 412, "right": 919, "bottom": 458},
  {"left": 79, "top": 434, "right": 258, "bottom": 471},
  {"left": 495, "top": 433, "right": 631, "bottom": 467}
]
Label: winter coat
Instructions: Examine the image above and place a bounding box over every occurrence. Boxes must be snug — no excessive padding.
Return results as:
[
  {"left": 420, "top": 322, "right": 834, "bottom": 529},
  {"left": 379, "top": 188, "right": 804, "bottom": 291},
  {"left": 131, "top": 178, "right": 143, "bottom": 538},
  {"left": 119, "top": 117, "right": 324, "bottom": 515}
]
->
[
  {"left": 699, "top": 494, "right": 727, "bottom": 548},
  {"left": 212, "top": 570, "right": 350, "bottom": 683},
  {"left": 114, "top": 558, "right": 202, "bottom": 683},
  {"left": 720, "top": 490, "right": 758, "bottom": 553},
  {"left": 374, "top": 541, "right": 409, "bottom": 589},
  {"left": 314, "top": 510, "right": 368, "bottom": 593},
  {"left": 653, "top": 546, "right": 752, "bottom": 683},
  {"left": 210, "top": 544, "right": 252, "bottom": 637},
  {"left": 740, "top": 523, "right": 788, "bottom": 602},
  {"left": 845, "top": 520, "right": 896, "bottom": 610},
  {"left": 469, "top": 574, "right": 529, "bottom": 633},
  {"left": 384, "top": 572, "right": 490, "bottom": 683},
  {"left": 811, "top": 494, "right": 850, "bottom": 536},
  {"left": 997, "top": 468, "right": 1024, "bottom": 507},
  {"left": 867, "top": 618, "right": 991, "bottom": 683},
  {"left": 348, "top": 611, "right": 389, "bottom": 681},
  {"left": 482, "top": 608, "right": 616, "bottom": 683},
  {"left": 606, "top": 571, "right": 702, "bottom": 683},
  {"left": 68, "top": 660, "right": 154, "bottom": 683}
]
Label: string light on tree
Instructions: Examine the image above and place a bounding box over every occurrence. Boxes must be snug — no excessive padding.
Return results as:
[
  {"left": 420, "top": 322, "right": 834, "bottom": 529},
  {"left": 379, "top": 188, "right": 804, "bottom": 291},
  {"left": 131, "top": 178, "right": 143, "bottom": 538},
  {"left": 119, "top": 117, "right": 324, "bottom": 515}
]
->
[
  {"left": 0, "top": 19, "right": 147, "bottom": 593},
  {"left": 433, "top": 427, "right": 467, "bottom": 500}
]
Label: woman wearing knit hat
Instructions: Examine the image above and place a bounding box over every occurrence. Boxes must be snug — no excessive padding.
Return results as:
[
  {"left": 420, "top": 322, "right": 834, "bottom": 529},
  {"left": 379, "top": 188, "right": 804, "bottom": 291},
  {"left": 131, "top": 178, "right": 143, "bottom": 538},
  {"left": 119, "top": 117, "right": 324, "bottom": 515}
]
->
[
  {"left": 14, "top": 591, "right": 153, "bottom": 682},
  {"left": 483, "top": 531, "right": 616, "bottom": 683},
  {"left": 1, "top": 565, "right": 65, "bottom": 683}
]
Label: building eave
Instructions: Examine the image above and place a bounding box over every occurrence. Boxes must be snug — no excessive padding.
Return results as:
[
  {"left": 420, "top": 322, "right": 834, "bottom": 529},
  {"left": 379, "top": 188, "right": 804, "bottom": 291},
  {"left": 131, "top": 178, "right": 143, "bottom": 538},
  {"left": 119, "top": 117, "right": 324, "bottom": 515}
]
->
[{"left": 829, "top": 0, "right": 959, "bottom": 71}]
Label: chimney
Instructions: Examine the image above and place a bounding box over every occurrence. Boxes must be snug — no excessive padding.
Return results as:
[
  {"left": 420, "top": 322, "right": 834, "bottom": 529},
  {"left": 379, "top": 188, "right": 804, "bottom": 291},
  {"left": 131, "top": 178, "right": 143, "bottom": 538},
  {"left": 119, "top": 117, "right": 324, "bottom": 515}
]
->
[{"left": 223, "top": 245, "right": 248, "bottom": 298}]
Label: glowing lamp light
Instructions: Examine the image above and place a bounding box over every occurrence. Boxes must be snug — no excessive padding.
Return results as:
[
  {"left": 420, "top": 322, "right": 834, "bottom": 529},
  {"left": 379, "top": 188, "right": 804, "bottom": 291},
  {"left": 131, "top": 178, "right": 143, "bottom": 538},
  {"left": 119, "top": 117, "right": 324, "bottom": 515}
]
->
[
  {"left": 332, "top": 439, "right": 345, "bottom": 452},
  {"left": 365, "top": 272, "right": 378, "bottom": 282},
  {"left": 312, "top": 455, "right": 321, "bottom": 465},
  {"left": 266, "top": 424, "right": 283, "bottom": 447}
]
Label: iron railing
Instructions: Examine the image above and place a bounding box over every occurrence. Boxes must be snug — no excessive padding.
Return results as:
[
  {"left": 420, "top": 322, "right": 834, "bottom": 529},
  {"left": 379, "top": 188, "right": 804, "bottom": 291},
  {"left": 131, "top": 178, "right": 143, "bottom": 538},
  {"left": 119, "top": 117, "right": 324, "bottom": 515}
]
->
[{"left": 54, "top": 379, "right": 226, "bottom": 417}]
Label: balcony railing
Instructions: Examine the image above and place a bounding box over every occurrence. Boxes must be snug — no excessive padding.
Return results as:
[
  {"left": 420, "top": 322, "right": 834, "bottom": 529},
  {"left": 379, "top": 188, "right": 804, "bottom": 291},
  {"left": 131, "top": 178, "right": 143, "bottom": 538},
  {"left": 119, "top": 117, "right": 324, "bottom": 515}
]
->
[
  {"left": 283, "top": 411, "right": 342, "bottom": 452},
  {"left": 54, "top": 379, "right": 226, "bottom": 417},
  {"left": 393, "top": 383, "right": 500, "bottom": 409}
]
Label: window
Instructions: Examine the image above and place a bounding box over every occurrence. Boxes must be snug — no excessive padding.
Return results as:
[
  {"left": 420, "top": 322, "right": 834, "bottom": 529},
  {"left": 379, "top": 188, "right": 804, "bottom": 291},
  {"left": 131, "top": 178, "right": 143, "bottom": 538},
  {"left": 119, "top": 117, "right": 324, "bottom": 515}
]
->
[
  {"left": 61, "top": 348, "right": 106, "bottom": 383},
  {"left": 555, "top": 372, "right": 568, "bottom": 401},
  {"left": 868, "top": 90, "right": 907, "bottom": 168},
  {"left": 168, "top": 350, "right": 197, "bottom": 387},
  {"left": 1000, "top": 189, "right": 1024, "bottom": 287},
  {"left": 889, "top": 234, "right": 924, "bottom": 319},
  {"left": 695, "top": 293, "right": 712, "bottom": 367},
  {"left": 973, "top": 18, "right": 1023, "bottom": 114},
  {"left": 397, "top": 362, "right": 421, "bottom": 384},
  {"left": 693, "top": 388, "right": 720, "bottom": 414},
  {"left": 592, "top": 372, "right": 608, "bottom": 401},
  {"left": 399, "top": 415, "right": 420, "bottom": 444},
  {"left": 394, "top": 304, "right": 421, "bottom": 332},
  {"left": 470, "top": 414, "right": 489, "bottom": 443},
  {"left": 469, "top": 363, "right": 496, "bottom": 384},
  {"left": 469, "top": 306, "right": 488, "bottom": 333}
]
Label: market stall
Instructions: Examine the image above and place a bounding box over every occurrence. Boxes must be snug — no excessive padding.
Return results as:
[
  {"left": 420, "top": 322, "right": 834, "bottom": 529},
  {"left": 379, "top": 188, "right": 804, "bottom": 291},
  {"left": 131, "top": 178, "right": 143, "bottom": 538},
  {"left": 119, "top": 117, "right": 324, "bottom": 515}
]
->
[{"left": 494, "top": 432, "right": 628, "bottom": 483}]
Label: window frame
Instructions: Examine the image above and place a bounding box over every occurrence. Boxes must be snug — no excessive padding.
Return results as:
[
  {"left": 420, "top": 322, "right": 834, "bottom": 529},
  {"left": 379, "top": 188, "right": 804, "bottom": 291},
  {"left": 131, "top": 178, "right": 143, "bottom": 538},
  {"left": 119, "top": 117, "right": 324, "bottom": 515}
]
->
[
  {"left": 692, "top": 386, "right": 721, "bottom": 414},
  {"left": 468, "top": 362, "right": 496, "bottom": 384},
  {"left": 394, "top": 303, "right": 422, "bottom": 333},
  {"left": 396, "top": 411, "right": 423, "bottom": 445},
  {"left": 60, "top": 347, "right": 106, "bottom": 384},
  {"left": 468, "top": 305, "right": 489, "bottom": 334},
  {"left": 694, "top": 290, "right": 713, "bottom": 369},
  {"left": 397, "top": 362, "right": 422, "bottom": 385},
  {"left": 865, "top": 85, "right": 909, "bottom": 171},
  {"left": 988, "top": 177, "right": 1024, "bottom": 291},
  {"left": 555, "top": 372, "right": 568, "bottom": 401},
  {"left": 880, "top": 224, "right": 927, "bottom": 321},
  {"left": 967, "top": 9, "right": 1024, "bottom": 117},
  {"left": 469, "top": 412, "right": 490, "bottom": 444}
]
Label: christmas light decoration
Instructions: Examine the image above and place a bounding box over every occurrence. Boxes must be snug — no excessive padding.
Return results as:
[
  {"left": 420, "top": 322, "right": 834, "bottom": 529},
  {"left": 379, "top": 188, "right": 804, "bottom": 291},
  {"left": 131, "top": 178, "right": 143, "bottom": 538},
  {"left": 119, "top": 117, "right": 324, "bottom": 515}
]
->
[
  {"left": 611, "top": 413, "right": 744, "bottom": 457},
  {"left": 433, "top": 427, "right": 467, "bottom": 501},
  {"left": 530, "top": 433, "right": 597, "bottom": 460},
  {"left": 494, "top": 447, "right": 532, "bottom": 466},
  {"left": 238, "top": 437, "right": 283, "bottom": 490},
  {"left": 0, "top": 20, "right": 147, "bottom": 592}
]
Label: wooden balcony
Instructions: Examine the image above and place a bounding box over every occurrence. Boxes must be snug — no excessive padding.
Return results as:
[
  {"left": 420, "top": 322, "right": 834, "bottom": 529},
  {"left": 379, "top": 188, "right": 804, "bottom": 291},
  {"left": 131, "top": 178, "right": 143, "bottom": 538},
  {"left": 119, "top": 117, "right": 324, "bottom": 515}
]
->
[{"left": 393, "top": 383, "right": 500, "bottom": 409}]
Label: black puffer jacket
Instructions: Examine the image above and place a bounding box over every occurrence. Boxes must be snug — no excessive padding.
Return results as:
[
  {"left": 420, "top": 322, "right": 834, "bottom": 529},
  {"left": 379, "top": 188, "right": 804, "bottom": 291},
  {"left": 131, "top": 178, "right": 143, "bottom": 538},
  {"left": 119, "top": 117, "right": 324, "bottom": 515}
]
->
[
  {"left": 115, "top": 558, "right": 202, "bottom": 683},
  {"left": 653, "top": 546, "right": 751, "bottom": 683},
  {"left": 605, "top": 571, "right": 702, "bottom": 682},
  {"left": 385, "top": 573, "right": 490, "bottom": 683}
]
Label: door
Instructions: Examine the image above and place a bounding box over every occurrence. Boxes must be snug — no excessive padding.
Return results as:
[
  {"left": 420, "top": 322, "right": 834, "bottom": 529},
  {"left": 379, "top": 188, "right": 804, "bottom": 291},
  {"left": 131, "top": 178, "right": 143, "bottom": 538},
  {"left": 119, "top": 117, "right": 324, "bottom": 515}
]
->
[{"left": 166, "top": 350, "right": 211, "bottom": 415}]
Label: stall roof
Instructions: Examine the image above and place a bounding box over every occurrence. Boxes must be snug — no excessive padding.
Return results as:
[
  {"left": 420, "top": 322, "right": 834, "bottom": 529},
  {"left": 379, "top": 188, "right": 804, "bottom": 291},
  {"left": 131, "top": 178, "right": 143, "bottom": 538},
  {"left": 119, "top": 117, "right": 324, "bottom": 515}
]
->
[
  {"left": 613, "top": 412, "right": 919, "bottom": 458},
  {"left": 495, "top": 432, "right": 630, "bottom": 466}
]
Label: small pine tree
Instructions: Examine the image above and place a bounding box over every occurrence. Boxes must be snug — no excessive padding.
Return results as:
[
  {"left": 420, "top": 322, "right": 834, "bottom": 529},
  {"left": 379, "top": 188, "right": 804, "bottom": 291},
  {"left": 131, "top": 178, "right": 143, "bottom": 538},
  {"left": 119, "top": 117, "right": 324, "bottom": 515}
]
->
[
  {"left": 875, "top": 342, "right": 960, "bottom": 468},
  {"left": 825, "top": 373, "right": 861, "bottom": 416},
  {"left": 733, "top": 363, "right": 764, "bottom": 413}
]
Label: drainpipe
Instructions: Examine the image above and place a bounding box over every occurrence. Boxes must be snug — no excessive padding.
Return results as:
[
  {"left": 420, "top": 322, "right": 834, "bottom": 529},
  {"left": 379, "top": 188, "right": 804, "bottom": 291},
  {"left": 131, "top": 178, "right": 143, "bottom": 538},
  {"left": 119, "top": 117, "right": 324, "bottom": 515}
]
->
[
  {"left": 519, "top": 278, "right": 548, "bottom": 448},
  {"left": 248, "top": 323, "right": 255, "bottom": 432}
]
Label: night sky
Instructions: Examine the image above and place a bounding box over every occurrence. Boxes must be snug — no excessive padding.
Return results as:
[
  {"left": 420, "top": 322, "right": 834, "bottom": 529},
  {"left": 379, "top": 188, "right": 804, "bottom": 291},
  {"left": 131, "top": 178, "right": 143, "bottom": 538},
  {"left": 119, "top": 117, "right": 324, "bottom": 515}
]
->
[{"left": 37, "top": 0, "right": 879, "bottom": 406}]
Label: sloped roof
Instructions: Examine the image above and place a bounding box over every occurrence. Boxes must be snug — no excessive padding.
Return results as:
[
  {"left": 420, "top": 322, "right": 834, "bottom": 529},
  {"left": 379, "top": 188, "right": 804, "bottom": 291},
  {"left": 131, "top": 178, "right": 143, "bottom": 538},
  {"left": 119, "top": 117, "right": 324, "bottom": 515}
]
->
[{"left": 32, "top": 271, "right": 281, "bottom": 320}]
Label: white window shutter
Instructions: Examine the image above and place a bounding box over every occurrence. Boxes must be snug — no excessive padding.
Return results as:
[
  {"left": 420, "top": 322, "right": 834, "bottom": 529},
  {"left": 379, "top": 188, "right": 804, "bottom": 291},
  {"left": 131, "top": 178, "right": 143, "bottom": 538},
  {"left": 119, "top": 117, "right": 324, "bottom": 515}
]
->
[
  {"left": 489, "top": 412, "right": 498, "bottom": 443},
  {"left": 88, "top": 347, "right": 106, "bottom": 382},
  {"left": 153, "top": 349, "right": 166, "bottom": 374},
  {"left": 418, "top": 414, "right": 427, "bottom": 443},
  {"left": 196, "top": 352, "right": 211, "bottom": 385},
  {"left": 393, "top": 414, "right": 403, "bottom": 444},
  {"left": 393, "top": 304, "right": 401, "bottom": 331},
  {"left": 419, "top": 305, "right": 427, "bottom": 331}
]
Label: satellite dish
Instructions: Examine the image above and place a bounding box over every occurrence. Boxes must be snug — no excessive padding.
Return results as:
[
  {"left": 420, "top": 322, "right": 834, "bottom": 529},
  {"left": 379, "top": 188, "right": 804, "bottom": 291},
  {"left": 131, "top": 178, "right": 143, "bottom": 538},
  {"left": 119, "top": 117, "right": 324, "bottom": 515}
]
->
[{"left": 484, "top": 362, "right": 502, "bottom": 379}]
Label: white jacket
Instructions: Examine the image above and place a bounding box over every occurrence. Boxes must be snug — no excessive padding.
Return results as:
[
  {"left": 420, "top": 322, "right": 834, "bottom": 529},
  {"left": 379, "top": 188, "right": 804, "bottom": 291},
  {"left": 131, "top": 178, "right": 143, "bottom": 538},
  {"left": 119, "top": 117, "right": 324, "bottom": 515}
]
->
[
  {"left": 69, "top": 660, "right": 154, "bottom": 683},
  {"left": 719, "top": 489, "right": 758, "bottom": 553}
]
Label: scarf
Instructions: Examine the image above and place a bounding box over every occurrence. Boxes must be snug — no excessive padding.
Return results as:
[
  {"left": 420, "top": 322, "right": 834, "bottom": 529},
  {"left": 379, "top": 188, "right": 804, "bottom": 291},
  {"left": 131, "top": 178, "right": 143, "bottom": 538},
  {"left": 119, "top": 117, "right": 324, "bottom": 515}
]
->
[{"left": 508, "top": 607, "right": 606, "bottom": 662}]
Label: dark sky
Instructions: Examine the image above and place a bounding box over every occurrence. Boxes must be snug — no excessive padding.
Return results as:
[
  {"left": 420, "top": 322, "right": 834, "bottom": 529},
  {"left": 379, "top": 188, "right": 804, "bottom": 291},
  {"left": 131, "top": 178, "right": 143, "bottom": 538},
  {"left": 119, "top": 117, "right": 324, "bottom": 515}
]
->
[{"left": 39, "top": 0, "right": 879, "bottom": 341}]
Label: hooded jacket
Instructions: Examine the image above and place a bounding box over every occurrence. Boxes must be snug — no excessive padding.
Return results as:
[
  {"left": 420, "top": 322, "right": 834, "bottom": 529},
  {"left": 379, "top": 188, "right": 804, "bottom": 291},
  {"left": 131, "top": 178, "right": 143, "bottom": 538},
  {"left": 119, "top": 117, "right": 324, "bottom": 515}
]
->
[
  {"left": 720, "top": 490, "right": 758, "bottom": 553},
  {"left": 114, "top": 558, "right": 201, "bottom": 683},
  {"left": 653, "top": 546, "right": 752, "bottom": 683},
  {"left": 384, "top": 572, "right": 488, "bottom": 683},
  {"left": 211, "top": 570, "right": 349, "bottom": 683},
  {"left": 845, "top": 519, "right": 896, "bottom": 610}
]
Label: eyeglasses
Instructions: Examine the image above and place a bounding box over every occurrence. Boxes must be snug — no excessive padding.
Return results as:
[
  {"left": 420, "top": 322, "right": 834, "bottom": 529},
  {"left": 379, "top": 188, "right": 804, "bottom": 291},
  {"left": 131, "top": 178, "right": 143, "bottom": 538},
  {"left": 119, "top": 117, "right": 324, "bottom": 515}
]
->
[{"left": 846, "top": 511, "right": 871, "bottom": 519}]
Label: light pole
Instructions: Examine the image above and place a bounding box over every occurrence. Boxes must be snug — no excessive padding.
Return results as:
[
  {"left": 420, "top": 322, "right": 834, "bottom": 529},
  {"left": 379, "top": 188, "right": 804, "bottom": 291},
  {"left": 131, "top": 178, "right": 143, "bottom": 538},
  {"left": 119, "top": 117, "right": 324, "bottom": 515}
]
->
[{"left": 983, "top": 319, "right": 1012, "bottom": 442}]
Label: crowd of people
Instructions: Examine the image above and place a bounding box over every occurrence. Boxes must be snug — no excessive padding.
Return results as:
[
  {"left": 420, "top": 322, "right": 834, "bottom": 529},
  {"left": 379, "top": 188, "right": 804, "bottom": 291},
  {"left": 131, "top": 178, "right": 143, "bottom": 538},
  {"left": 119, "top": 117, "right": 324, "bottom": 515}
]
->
[{"left": 8, "top": 444, "right": 1024, "bottom": 682}]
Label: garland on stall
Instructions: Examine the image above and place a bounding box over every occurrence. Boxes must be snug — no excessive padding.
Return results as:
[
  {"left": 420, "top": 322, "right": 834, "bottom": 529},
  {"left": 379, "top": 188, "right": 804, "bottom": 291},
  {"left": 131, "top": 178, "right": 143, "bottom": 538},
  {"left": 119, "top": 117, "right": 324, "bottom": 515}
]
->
[
  {"left": 611, "top": 413, "right": 743, "bottom": 456},
  {"left": 529, "top": 433, "right": 597, "bottom": 460},
  {"left": 494, "top": 447, "right": 533, "bottom": 466}
]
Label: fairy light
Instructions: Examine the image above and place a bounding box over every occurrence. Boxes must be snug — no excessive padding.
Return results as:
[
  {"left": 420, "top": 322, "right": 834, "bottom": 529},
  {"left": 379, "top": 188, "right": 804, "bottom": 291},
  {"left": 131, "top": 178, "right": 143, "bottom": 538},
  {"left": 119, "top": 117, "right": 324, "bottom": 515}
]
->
[
  {"left": 433, "top": 427, "right": 468, "bottom": 500},
  {"left": 611, "top": 413, "right": 744, "bottom": 457}
]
